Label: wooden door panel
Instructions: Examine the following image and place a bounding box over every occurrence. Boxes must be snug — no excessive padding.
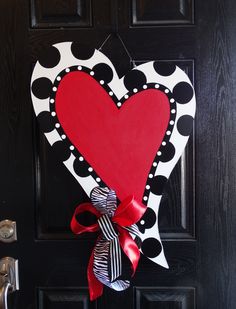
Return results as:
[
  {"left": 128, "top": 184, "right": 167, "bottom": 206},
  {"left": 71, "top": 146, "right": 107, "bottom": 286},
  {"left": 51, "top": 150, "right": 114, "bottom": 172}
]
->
[
  {"left": 135, "top": 287, "right": 195, "bottom": 309},
  {"left": 31, "top": 0, "right": 93, "bottom": 28},
  {"left": 131, "top": 0, "right": 194, "bottom": 25},
  {"left": 38, "top": 288, "right": 95, "bottom": 309}
]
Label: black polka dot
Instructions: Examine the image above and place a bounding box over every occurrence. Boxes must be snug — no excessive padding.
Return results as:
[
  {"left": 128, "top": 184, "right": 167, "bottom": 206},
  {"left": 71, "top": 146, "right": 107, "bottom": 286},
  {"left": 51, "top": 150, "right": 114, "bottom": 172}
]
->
[
  {"left": 153, "top": 62, "right": 176, "bottom": 76},
  {"left": 149, "top": 175, "right": 167, "bottom": 195},
  {"left": 141, "top": 238, "right": 162, "bottom": 258},
  {"left": 52, "top": 141, "right": 71, "bottom": 162},
  {"left": 92, "top": 63, "right": 114, "bottom": 83},
  {"left": 137, "top": 208, "right": 156, "bottom": 234},
  {"left": 71, "top": 42, "right": 95, "bottom": 60},
  {"left": 73, "top": 157, "right": 90, "bottom": 177},
  {"left": 173, "top": 82, "right": 193, "bottom": 104},
  {"left": 160, "top": 142, "right": 175, "bottom": 162},
  {"left": 31, "top": 78, "right": 52, "bottom": 99},
  {"left": 37, "top": 111, "right": 55, "bottom": 132},
  {"left": 177, "top": 115, "right": 194, "bottom": 136},
  {"left": 123, "top": 70, "right": 147, "bottom": 91},
  {"left": 38, "top": 46, "right": 60, "bottom": 68}
]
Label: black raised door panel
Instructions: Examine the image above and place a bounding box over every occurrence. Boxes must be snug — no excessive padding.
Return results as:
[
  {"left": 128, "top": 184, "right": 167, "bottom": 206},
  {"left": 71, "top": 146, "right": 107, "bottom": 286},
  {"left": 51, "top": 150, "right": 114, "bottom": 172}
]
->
[
  {"left": 31, "top": 0, "right": 92, "bottom": 28},
  {"left": 132, "top": 0, "right": 194, "bottom": 25},
  {"left": 0, "top": 0, "right": 235, "bottom": 309},
  {"left": 135, "top": 287, "right": 195, "bottom": 309},
  {"left": 38, "top": 288, "right": 95, "bottom": 309}
]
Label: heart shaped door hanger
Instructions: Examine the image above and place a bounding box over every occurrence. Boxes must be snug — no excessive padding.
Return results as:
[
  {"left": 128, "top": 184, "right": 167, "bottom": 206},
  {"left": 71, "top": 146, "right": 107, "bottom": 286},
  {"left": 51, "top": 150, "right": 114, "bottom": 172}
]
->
[{"left": 31, "top": 42, "right": 196, "bottom": 269}]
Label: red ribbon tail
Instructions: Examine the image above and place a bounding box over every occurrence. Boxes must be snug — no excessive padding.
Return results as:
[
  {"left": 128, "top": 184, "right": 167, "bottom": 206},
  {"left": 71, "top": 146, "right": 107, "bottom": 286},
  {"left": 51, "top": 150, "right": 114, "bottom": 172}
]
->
[
  {"left": 117, "top": 226, "right": 140, "bottom": 276},
  {"left": 87, "top": 250, "right": 103, "bottom": 301}
]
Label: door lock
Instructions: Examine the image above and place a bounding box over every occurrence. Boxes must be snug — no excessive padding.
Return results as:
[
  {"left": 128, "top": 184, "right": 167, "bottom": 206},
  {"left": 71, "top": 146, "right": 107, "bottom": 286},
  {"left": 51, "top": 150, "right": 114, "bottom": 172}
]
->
[{"left": 0, "top": 220, "right": 17, "bottom": 243}]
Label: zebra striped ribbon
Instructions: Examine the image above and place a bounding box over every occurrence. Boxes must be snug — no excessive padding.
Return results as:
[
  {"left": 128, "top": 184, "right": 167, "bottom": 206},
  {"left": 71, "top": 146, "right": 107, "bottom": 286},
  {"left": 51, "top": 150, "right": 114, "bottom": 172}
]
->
[
  {"left": 97, "top": 214, "right": 122, "bottom": 282},
  {"left": 71, "top": 186, "right": 146, "bottom": 300}
]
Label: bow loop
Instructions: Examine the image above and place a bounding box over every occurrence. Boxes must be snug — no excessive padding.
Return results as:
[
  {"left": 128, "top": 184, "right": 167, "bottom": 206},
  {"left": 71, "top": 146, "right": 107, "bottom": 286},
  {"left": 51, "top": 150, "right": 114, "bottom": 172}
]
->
[
  {"left": 70, "top": 203, "right": 100, "bottom": 234},
  {"left": 71, "top": 186, "right": 146, "bottom": 301},
  {"left": 91, "top": 186, "right": 117, "bottom": 216}
]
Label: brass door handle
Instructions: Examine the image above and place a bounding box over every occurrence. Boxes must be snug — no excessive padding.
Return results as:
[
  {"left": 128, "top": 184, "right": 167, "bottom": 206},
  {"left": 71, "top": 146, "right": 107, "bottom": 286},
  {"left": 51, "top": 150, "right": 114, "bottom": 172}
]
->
[{"left": 0, "top": 258, "right": 19, "bottom": 309}]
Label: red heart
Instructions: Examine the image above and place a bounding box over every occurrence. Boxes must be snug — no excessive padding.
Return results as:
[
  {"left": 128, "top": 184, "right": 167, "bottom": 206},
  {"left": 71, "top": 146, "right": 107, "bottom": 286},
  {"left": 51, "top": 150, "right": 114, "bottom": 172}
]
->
[{"left": 55, "top": 71, "right": 170, "bottom": 202}]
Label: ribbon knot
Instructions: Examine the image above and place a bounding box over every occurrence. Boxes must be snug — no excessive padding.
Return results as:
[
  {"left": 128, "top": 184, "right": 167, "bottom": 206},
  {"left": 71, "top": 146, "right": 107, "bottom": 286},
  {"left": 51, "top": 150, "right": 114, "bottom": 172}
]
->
[
  {"left": 97, "top": 214, "right": 118, "bottom": 240},
  {"left": 71, "top": 186, "right": 146, "bottom": 301}
]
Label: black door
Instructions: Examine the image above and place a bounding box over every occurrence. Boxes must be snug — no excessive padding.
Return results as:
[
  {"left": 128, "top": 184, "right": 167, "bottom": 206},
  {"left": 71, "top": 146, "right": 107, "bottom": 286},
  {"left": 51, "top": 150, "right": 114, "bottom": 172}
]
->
[{"left": 0, "top": 0, "right": 236, "bottom": 308}]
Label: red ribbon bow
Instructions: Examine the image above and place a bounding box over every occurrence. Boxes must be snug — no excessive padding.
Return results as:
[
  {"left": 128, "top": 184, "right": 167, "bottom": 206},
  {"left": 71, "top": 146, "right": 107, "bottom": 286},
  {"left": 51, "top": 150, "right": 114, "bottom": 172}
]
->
[{"left": 71, "top": 194, "right": 146, "bottom": 300}]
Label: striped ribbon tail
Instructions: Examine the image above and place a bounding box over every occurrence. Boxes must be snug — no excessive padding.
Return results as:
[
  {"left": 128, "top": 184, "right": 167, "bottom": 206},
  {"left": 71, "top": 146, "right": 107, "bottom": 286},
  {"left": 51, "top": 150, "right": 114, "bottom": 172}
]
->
[
  {"left": 124, "top": 224, "right": 140, "bottom": 238},
  {"left": 98, "top": 214, "right": 122, "bottom": 282},
  {"left": 110, "top": 237, "right": 122, "bottom": 282}
]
